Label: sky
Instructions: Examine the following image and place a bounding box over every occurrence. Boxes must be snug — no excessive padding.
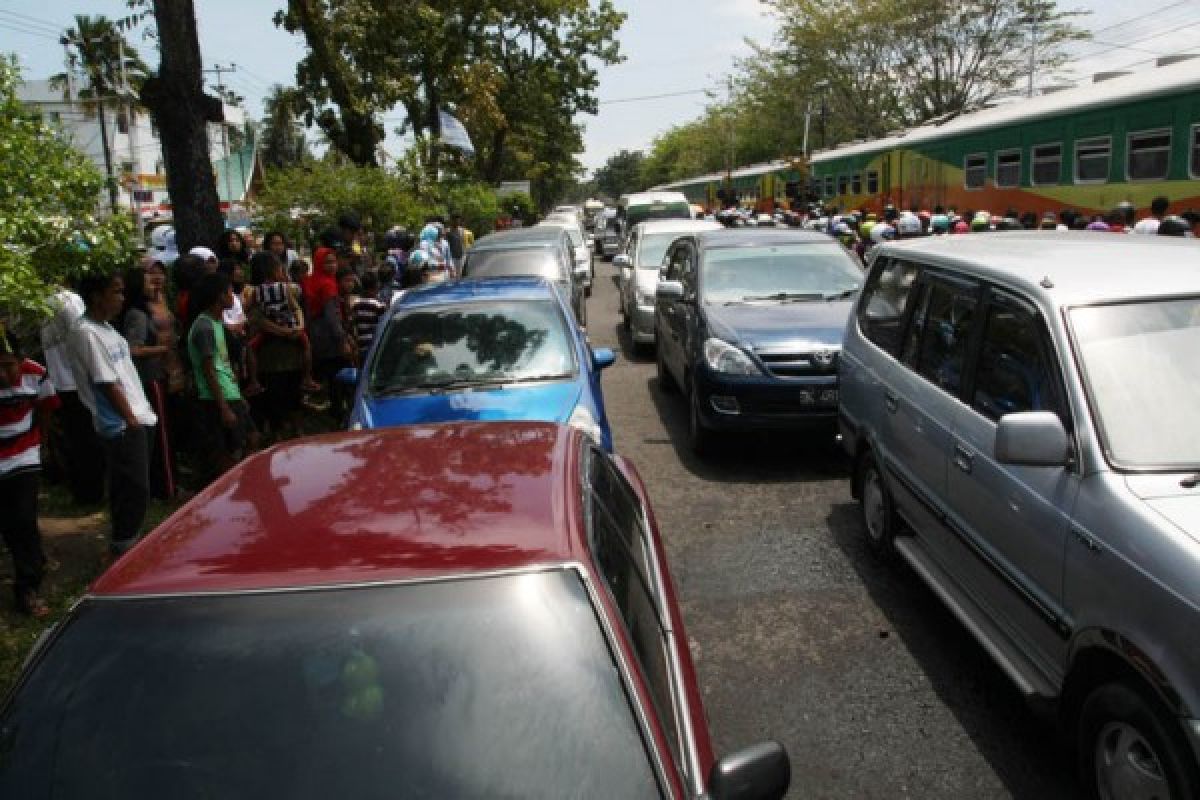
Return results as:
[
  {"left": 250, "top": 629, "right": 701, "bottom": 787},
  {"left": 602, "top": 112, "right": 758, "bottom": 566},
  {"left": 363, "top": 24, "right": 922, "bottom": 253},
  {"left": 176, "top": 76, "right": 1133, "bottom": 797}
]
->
[{"left": 1, "top": 0, "right": 1198, "bottom": 175}]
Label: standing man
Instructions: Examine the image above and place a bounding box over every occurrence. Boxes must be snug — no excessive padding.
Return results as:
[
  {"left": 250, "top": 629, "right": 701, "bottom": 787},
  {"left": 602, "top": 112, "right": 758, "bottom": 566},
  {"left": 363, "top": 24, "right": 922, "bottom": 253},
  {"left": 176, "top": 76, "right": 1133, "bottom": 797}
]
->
[
  {"left": 68, "top": 272, "right": 158, "bottom": 556},
  {"left": 39, "top": 286, "right": 105, "bottom": 504},
  {"left": 1133, "top": 196, "right": 1170, "bottom": 234},
  {"left": 447, "top": 215, "right": 466, "bottom": 274},
  {"left": 0, "top": 327, "right": 59, "bottom": 616},
  {"left": 187, "top": 272, "right": 257, "bottom": 481}
]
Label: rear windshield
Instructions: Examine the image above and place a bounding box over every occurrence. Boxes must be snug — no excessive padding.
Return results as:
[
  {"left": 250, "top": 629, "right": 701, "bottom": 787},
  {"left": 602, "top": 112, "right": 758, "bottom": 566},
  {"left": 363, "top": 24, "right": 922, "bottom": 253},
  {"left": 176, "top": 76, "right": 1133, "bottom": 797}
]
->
[
  {"left": 626, "top": 202, "right": 691, "bottom": 228},
  {"left": 462, "top": 248, "right": 563, "bottom": 281},
  {"left": 0, "top": 570, "right": 662, "bottom": 799}
]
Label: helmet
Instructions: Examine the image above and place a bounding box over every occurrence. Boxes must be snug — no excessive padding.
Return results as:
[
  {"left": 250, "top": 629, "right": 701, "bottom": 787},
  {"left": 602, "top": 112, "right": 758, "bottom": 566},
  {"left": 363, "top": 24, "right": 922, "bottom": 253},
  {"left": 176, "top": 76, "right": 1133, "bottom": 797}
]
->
[
  {"left": 970, "top": 212, "right": 991, "bottom": 232},
  {"left": 833, "top": 222, "right": 852, "bottom": 236},
  {"left": 869, "top": 223, "right": 895, "bottom": 242},
  {"left": 860, "top": 220, "right": 876, "bottom": 239},
  {"left": 1158, "top": 216, "right": 1190, "bottom": 237},
  {"left": 419, "top": 224, "right": 439, "bottom": 244},
  {"left": 952, "top": 220, "right": 970, "bottom": 234},
  {"left": 930, "top": 214, "right": 950, "bottom": 233},
  {"left": 407, "top": 248, "right": 430, "bottom": 269},
  {"left": 896, "top": 214, "right": 922, "bottom": 237},
  {"left": 383, "top": 226, "right": 407, "bottom": 250}
]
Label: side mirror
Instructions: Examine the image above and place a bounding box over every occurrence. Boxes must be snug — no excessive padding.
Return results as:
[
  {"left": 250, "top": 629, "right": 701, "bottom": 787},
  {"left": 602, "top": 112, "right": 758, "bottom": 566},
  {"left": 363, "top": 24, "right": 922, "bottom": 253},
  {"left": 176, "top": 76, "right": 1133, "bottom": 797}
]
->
[
  {"left": 995, "top": 411, "right": 1069, "bottom": 467},
  {"left": 656, "top": 280, "right": 684, "bottom": 302},
  {"left": 708, "top": 741, "right": 790, "bottom": 800},
  {"left": 591, "top": 347, "right": 616, "bottom": 370},
  {"left": 612, "top": 254, "right": 631, "bottom": 269},
  {"left": 335, "top": 367, "right": 360, "bottom": 386}
]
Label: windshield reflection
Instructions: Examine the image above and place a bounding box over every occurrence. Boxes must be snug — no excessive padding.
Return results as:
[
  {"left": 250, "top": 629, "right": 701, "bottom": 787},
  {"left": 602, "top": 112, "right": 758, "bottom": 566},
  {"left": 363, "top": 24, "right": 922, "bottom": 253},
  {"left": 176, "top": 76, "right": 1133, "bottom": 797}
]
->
[
  {"left": 370, "top": 301, "right": 575, "bottom": 393},
  {"left": 701, "top": 243, "right": 863, "bottom": 304}
]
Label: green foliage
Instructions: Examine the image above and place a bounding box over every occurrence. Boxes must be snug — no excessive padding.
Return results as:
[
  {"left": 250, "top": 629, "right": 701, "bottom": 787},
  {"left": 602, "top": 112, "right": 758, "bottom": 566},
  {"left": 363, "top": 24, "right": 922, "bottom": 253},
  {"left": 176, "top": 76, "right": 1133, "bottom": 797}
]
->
[
  {"left": 0, "top": 58, "right": 136, "bottom": 320},
  {"left": 255, "top": 161, "right": 507, "bottom": 247},
  {"left": 593, "top": 149, "right": 645, "bottom": 200},
  {"left": 498, "top": 192, "right": 537, "bottom": 226},
  {"left": 49, "top": 13, "right": 150, "bottom": 104},
  {"left": 260, "top": 84, "right": 310, "bottom": 170}
]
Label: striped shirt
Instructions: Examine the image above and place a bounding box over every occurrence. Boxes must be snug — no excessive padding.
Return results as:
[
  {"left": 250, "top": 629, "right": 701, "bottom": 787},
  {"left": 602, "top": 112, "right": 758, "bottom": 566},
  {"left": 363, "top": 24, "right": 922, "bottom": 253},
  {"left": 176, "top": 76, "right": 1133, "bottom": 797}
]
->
[
  {"left": 351, "top": 297, "right": 387, "bottom": 360},
  {"left": 0, "top": 360, "right": 60, "bottom": 477}
]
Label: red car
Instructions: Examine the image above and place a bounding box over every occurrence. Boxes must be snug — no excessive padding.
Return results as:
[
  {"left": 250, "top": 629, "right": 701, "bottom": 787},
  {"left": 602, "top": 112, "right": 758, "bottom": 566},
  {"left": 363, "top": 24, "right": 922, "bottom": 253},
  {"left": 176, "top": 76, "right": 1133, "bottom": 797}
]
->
[{"left": 1, "top": 422, "right": 789, "bottom": 799}]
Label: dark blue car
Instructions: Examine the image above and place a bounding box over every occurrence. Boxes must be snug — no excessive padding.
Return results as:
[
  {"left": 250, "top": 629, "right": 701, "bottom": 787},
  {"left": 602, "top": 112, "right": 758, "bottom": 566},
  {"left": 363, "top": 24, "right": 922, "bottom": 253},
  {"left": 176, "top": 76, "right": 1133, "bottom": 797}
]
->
[
  {"left": 344, "top": 277, "right": 616, "bottom": 451},
  {"left": 653, "top": 229, "right": 864, "bottom": 454}
]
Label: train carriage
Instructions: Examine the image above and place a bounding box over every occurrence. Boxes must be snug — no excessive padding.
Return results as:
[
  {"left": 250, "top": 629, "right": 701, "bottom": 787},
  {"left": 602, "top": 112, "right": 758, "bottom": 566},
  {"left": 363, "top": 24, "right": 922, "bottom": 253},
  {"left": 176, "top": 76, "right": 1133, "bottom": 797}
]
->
[{"left": 657, "top": 58, "right": 1200, "bottom": 220}]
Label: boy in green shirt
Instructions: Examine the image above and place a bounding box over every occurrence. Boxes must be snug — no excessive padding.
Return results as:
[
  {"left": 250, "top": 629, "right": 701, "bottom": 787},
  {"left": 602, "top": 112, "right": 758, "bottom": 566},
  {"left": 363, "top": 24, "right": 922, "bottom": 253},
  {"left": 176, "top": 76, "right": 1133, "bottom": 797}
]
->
[{"left": 188, "top": 272, "right": 257, "bottom": 481}]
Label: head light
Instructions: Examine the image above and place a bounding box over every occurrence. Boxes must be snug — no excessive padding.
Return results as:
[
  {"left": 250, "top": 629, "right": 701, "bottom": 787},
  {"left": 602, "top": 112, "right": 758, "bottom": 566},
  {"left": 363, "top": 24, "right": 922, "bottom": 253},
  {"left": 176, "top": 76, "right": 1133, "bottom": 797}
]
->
[{"left": 703, "top": 338, "right": 759, "bottom": 375}]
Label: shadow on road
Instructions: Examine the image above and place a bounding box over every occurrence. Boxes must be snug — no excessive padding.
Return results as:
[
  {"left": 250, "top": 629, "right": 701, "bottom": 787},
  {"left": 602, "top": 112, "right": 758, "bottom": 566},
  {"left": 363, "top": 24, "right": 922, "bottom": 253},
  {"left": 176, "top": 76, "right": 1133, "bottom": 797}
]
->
[
  {"left": 644, "top": 374, "right": 850, "bottom": 485},
  {"left": 825, "top": 502, "right": 1080, "bottom": 799}
]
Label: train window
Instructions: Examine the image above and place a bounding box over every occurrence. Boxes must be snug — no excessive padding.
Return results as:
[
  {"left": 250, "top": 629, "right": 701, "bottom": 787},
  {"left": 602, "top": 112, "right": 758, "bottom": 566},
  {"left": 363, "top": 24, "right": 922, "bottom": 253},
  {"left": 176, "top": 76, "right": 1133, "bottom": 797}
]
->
[
  {"left": 1075, "top": 137, "right": 1111, "bottom": 184},
  {"left": 851, "top": 173, "right": 862, "bottom": 194},
  {"left": 964, "top": 154, "right": 987, "bottom": 189},
  {"left": 1032, "top": 143, "right": 1062, "bottom": 186},
  {"left": 824, "top": 175, "right": 834, "bottom": 196},
  {"left": 866, "top": 170, "right": 879, "bottom": 194},
  {"left": 995, "top": 150, "right": 1021, "bottom": 188},
  {"left": 837, "top": 174, "right": 849, "bottom": 195},
  {"left": 1189, "top": 125, "right": 1199, "bottom": 179},
  {"left": 1127, "top": 129, "right": 1171, "bottom": 181}
]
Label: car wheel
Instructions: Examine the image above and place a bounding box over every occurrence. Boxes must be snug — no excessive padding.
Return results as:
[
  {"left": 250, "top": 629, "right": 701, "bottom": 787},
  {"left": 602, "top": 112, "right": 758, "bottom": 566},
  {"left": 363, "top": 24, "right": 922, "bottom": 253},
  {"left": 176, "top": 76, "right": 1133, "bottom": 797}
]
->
[
  {"left": 656, "top": 337, "right": 677, "bottom": 394},
  {"left": 1079, "top": 683, "right": 1200, "bottom": 800},
  {"left": 857, "top": 452, "right": 897, "bottom": 558},
  {"left": 688, "top": 382, "right": 713, "bottom": 456}
]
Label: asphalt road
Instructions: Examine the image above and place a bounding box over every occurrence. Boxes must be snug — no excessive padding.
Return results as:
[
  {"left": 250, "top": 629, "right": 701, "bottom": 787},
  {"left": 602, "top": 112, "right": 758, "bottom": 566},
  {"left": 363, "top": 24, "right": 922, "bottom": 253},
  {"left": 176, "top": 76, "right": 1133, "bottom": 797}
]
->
[{"left": 584, "top": 255, "right": 1076, "bottom": 799}]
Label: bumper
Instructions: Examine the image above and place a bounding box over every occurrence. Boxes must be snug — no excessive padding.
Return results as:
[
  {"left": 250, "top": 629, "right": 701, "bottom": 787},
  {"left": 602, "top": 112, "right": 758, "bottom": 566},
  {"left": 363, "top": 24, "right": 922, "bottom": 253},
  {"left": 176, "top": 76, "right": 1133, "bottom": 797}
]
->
[
  {"left": 630, "top": 304, "right": 656, "bottom": 343},
  {"left": 693, "top": 371, "right": 839, "bottom": 432}
]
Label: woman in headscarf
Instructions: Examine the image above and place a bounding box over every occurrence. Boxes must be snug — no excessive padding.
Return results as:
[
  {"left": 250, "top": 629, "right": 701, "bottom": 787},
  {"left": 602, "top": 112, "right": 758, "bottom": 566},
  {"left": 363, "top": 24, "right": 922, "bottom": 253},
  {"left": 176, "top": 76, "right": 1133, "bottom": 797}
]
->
[{"left": 304, "top": 247, "right": 352, "bottom": 414}]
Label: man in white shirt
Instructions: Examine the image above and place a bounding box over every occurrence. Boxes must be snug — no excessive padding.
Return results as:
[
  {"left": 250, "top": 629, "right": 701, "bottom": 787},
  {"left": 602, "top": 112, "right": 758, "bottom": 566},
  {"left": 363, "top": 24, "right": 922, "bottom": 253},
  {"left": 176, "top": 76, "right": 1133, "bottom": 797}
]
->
[
  {"left": 1133, "top": 196, "right": 1169, "bottom": 234},
  {"left": 39, "top": 287, "right": 107, "bottom": 503},
  {"left": 69, "top": 272, "right": 158, "bottom": 555}
]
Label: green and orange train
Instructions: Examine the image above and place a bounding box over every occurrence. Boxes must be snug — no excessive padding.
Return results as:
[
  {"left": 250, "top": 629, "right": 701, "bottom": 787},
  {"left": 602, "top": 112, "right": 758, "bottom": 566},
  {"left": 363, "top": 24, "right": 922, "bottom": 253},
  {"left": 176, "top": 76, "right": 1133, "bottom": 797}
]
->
[{"left": 660, "top": 58, "right": 1200, "bottom": 219}]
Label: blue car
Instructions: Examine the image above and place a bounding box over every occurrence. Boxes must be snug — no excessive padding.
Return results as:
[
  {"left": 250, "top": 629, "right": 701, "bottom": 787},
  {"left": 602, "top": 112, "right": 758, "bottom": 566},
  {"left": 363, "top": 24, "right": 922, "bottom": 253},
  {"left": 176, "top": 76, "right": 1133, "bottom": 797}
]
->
[{"left": 344, "top": 277, "right": 617, "bottom": 451}]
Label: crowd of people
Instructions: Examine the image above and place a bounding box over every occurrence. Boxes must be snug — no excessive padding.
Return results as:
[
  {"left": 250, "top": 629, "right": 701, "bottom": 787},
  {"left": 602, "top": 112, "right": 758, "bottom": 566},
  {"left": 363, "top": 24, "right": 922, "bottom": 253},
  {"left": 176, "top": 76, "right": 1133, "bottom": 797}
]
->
[{"left": 0, "top": 211, "right": 474, "bottom": 617}]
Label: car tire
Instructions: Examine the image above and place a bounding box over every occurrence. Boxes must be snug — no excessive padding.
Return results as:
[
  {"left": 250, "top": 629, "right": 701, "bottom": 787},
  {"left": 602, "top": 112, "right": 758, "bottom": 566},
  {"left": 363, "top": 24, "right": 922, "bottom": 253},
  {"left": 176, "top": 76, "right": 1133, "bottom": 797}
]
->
[
  {"left": 656, "top": 337, "right": 677, "bottom": 394},
  {"left": 688, "top": 382, "right": 714, "bottom": 456},
  {"left": 857, "top": 451, "right": 897, "bottom": 558},
  {"left": 1078, "top": 682, "right": 1200, "bottom": 800}
]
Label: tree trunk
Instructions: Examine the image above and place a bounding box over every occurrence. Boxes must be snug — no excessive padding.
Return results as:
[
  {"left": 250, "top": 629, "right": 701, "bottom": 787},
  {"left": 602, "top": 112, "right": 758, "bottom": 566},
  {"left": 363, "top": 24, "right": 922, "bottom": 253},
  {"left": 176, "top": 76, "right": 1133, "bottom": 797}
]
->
[{"left": 140, "top": 0, "right": 224, "bottom": 254}]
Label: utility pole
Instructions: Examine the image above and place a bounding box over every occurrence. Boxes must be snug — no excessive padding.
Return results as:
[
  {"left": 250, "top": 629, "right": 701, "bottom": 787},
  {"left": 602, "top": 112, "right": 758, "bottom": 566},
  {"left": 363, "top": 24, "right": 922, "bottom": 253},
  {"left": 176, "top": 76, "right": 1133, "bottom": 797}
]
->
[
  {"left": 204, "top": 62, "right": 236, "bottom": 213},
  {"left": 117, "top": 36, "right": 145, "bottom": 241}
]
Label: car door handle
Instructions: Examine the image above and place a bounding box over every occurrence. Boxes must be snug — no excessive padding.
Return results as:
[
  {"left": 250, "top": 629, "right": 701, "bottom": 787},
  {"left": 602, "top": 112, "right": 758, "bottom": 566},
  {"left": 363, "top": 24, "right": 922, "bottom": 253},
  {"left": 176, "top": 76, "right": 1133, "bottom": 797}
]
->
[
  {"left": 953, "top": 444, "right": 974, "bottom": 474},
  {"left": 883, "top": 391, "right": 897, "bottom": 413}
]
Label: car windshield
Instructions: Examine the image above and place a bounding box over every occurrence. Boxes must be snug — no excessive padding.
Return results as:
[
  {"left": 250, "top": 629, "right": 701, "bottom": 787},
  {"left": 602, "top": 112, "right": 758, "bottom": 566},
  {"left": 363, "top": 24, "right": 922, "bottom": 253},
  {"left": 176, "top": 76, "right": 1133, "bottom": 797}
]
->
[
  {"left": 0, "top": 571, "right": 663, "bottom": 799},
  {"left": 369, "top": 300, "right": 576, "bottom": 393},
  {"left": 638, "top": 232, "right": 686, "bottom": 269},
  {"left": 1069, "top": 296, "right": 1200, "bottom": 469},
  {"left": 461, "top": 248, "right": 563, "bottom": 281},
  {"left": 701, "top": 243, "right": 864, "bottom": 304}
]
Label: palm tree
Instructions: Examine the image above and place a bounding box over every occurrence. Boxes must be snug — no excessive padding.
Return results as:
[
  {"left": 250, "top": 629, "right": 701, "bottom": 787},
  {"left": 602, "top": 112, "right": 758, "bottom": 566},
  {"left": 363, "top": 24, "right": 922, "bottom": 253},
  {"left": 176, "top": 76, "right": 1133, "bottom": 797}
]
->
[{"left": 48, "top": 14, "right": 150, "bottom": 212}]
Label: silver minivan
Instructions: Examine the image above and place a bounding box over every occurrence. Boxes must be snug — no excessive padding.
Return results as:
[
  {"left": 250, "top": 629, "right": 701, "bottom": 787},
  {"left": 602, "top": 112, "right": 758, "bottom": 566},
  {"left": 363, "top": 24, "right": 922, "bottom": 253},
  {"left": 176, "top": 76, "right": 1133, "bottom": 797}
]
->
[{"left": 839, "top": 232, "right": 1200, "bottom": 799}]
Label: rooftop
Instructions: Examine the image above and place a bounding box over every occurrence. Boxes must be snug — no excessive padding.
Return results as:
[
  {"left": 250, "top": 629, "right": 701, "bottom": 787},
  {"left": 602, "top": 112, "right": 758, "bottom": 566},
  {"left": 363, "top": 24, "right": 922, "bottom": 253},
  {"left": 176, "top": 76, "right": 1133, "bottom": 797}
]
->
[
  {"left": 91, "top": 422, "right": 586, "bottom": 596},
  {"left": 879, "top": 233, "right": 1200, "bottom": 306}
]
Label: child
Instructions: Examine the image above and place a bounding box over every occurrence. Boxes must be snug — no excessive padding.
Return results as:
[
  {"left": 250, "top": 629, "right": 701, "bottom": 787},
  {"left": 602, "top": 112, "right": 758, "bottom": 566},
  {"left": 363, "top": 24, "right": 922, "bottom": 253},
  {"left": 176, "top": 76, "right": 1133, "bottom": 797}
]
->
[
  {"left": 351, "top": 273, "right": 386, "bottom": 363},
  {"left": 245, "top": 252, "right": 321, "bottom": 393},
  {"left": 0, "top": 326, "right": 59, "bottom": 616}
]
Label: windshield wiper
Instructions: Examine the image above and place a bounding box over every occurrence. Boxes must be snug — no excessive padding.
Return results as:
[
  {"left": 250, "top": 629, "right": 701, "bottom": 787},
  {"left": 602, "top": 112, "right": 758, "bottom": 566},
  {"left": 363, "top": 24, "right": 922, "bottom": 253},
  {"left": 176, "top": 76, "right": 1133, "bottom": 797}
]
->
[
  {"left": 503, "top": 372, "right": 573, "bottom": 384},
  {"left": 372, "top": 376, "right": 508, "bottom": 395},
  {"left": 741, "top": 292, "right": 824, "bottom": 303},
  {"left": 825, "top": 288, "right": 859, "bottom": 301}
]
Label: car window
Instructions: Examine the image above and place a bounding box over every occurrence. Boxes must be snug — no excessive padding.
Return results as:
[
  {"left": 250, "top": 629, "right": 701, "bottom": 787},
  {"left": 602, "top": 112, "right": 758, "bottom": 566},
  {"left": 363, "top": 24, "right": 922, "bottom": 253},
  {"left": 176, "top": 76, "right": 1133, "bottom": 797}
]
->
[
  {"left": 0, "top": 572, "right": 663, "bottom": 799},
  {"left": 638, "top": 233, "right": 684, "bottom": 269},
  {"left": 663, "top": 245, "right": 682, "bottom": 280},
  {"left": 460, "top": 248, "right": 562, "bottom": 281},
  {"left": 678, "top": 246, "right": 696, "bottom": 291},
  {"left": 858, "top": 258, "right": 922, "bottom": 357},
  {"left": 972, "top": 295, "right": 1064, "bottom": 422},
  {"left": 369, "top": 300, "right": 576, "bottom": 392},
  {"left": 587, "top": 451, "right": 683, "bottom": 772},
  {"left": 913, "top": 280, "right": 978, "bottom": 395}
]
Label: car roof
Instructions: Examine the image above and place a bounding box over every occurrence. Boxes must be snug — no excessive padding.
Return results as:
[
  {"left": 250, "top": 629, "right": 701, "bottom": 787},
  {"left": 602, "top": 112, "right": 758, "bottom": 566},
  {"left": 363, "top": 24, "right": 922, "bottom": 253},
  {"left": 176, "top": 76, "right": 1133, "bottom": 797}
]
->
[
  {"left": 693, "top": 228, "right": 840, "bottom": 248},
  {"left": 393, "top": 276, "right": 561, "bottom": 308},
  {"left": 90, "top": 422, "right": 589, "bottom": 596},
  {"left": 875, "top": 232, "right": 1200, "bottom": 307},
  {"left": 472, "top": 227, "right": 567, "bottom": 251},
  {"left": 634, "top": 219, "right": 723, "bottom": 235}
]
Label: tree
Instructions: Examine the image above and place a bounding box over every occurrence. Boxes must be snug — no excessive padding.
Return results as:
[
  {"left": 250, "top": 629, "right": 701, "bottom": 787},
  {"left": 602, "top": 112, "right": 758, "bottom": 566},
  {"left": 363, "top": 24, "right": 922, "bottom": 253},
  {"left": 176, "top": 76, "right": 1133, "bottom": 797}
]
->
[
  {"left": 260, "top": 84, "right": 310, "bottom": 169},
  {"left": 0, "top": 58, "right": 136, "bottom": 319},
  {"left": 49, "top": 14, "right": 150, "bottom": 212},
  {"left": 138, "top": 0, "right": 225, "bottom": 253},
  {"left": 593, "top": 149, "right": 645, "bottom": 200}
]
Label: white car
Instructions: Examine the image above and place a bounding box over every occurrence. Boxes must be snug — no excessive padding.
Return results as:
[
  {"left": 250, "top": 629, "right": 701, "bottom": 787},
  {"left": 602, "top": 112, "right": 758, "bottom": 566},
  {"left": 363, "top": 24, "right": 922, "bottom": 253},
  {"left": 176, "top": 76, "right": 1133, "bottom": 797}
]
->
[
  {"left": 615, "top": 218, "right": 721, "bottom": 349},
  {"left": 537, "top": 219, "right": 593, "bottom": 295}
]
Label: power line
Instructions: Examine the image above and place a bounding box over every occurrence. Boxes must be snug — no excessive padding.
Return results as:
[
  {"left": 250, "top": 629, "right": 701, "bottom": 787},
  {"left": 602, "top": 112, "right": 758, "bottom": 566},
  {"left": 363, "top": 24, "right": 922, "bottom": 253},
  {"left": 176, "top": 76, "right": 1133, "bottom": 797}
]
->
[
  {"left": 0, "top": 20, "right": 59, "bottom": 41},
  {"left": 1086, "top": 0, "right": 1191, "bottom": 38},
  {"left": 0, "top": 9, "right": 61, "bottom": 35},
  {"left": 599, "top": 88, "right": 709, "bottom": 105}
]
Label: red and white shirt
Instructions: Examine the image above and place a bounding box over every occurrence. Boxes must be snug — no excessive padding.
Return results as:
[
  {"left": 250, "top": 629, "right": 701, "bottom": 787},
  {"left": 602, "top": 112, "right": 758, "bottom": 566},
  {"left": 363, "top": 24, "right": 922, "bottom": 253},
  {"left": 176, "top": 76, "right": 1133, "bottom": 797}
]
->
[{"left": 0, "top": 359, "right": 60, "bottom": 477}]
